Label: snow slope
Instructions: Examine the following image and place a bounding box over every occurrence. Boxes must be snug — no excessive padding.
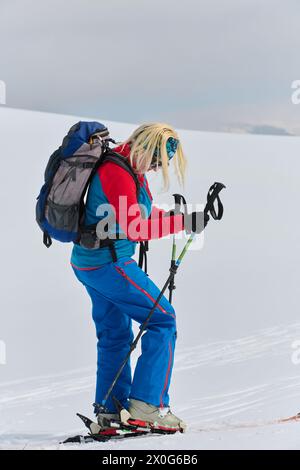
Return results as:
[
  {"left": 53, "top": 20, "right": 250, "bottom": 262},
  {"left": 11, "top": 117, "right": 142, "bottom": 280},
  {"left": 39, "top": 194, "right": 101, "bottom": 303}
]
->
[{"left": 0, "top": 107, "right": 300, "bottom": 450}]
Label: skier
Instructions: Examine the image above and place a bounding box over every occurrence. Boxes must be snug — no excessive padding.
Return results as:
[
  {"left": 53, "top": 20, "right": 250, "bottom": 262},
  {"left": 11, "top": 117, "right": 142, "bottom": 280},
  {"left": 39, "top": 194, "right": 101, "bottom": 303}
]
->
[{"left": 70, "top": 123, "right": 202, "bottom": 432}]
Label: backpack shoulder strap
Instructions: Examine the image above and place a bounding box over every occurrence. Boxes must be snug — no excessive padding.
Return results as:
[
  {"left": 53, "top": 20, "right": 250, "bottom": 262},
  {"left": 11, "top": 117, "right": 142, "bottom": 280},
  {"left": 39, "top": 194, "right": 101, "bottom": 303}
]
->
[
  {"left": 101, "top": 150, "right": 140, "bottom": 197},
  {"left": 78, "top": 149, "right": 148, "bottom": 272},
  {"left": 104, "top": 152, "right": 148, "bottom": 273}
]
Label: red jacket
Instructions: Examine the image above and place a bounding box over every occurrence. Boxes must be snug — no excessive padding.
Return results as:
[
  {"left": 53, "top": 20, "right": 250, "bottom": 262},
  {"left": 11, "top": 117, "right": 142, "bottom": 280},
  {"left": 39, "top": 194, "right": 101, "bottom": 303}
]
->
[{"left": 96, "top": 142, "right": 184, "bottom": 241}]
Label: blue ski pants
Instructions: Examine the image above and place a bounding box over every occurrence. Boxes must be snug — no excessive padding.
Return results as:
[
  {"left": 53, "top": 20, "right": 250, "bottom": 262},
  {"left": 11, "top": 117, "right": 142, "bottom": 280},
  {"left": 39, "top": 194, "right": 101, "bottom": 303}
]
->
[{"left": 72, "top": 256, "right": 177, "bottom": 412}]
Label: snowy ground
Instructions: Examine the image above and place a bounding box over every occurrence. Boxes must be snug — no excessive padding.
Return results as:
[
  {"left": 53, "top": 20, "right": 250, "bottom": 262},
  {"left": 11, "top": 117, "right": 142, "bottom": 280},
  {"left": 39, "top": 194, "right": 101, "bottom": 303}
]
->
[
  {"left": 1, "top": 323, "right": 300, "bottom": 449},
  {"left": 0, "top": 107, "right": 300, "bottom": 450}
]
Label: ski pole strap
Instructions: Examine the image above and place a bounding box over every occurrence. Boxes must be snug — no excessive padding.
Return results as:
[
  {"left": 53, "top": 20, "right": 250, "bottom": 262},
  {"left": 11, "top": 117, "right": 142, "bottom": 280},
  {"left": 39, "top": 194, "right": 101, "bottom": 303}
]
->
[
  {"left": 43, "top": 231, "right": 52, "bottom": 248},
  {"left": 204, "top": 182, "right": 226, "bottom": 221},
  {"left": 175, "top": 182, "right": 226, "bottom": 266}
]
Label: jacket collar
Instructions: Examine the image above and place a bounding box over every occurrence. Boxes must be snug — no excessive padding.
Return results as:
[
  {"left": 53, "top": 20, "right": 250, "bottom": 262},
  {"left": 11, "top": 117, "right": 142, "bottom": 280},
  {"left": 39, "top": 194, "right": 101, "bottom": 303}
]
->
[{"left": 112, "top": 142, "right": 145, "bottom": 183}]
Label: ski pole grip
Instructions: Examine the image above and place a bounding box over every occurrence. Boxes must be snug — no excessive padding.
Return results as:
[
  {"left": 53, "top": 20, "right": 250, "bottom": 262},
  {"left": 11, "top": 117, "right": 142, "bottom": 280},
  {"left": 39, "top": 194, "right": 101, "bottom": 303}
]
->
[{"left": 172, "top": 193, "right": 188, "bottom": 218}]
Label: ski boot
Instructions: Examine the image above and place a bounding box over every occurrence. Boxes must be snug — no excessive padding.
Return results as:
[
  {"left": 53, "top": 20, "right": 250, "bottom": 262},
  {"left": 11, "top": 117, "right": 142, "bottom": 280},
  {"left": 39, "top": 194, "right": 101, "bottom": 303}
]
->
[{"left": 128, "top": 399, "right": 186, "bottom": 432}]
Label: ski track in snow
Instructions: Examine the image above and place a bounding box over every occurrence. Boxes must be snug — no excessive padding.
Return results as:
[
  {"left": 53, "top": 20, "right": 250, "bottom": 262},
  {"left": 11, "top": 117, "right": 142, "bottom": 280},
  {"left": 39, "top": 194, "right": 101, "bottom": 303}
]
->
[
  {"left": 175, "top": 322, "right": 300, "bottom": 370},
  {"left": 1, "top": 108, "right": 300, "bottom": 449},
  {"left": 1, "top": 323, "right": 300, "bottom": 449},
  {"left": 2, "top": 322, "right": 299, "bottom": 409}
]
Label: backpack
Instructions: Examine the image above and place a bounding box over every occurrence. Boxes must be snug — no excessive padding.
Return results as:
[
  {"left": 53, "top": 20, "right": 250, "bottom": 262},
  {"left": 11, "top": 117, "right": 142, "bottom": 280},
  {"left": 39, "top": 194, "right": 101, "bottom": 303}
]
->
[{"left": 35, "top": 121, "right": 141, "bottom": 253}]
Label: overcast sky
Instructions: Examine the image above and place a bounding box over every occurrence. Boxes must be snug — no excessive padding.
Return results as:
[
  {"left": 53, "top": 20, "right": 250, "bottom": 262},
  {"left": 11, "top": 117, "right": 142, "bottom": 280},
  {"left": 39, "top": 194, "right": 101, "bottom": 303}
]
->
[{"left": 0, "top": 0, "right": 299, "bottom": 134}]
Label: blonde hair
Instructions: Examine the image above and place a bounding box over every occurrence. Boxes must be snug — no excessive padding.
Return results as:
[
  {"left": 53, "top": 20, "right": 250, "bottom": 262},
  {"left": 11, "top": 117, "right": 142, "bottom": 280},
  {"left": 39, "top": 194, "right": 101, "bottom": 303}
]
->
[{"left": 120, "top": 123, "right": 187, "bottom": 190}]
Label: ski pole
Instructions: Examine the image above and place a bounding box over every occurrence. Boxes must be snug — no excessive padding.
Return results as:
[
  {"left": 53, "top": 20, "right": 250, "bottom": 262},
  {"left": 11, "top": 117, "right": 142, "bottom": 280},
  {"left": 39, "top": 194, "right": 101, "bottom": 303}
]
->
[
  {"left": 175, "top": 182, "right": 226, "bottom": 267},
  {"left": 168, "top": 194, "right": 188, "bottom": 303},
  {"left": 100, "top": 182, "right": 226, "bottom": 412}
]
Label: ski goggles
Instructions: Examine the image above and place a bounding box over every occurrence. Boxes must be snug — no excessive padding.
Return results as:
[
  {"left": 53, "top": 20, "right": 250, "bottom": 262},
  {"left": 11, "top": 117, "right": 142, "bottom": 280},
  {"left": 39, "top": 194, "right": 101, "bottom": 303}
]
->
[{"left": 150, "top": 137, "right": 179, "bottom": 168}]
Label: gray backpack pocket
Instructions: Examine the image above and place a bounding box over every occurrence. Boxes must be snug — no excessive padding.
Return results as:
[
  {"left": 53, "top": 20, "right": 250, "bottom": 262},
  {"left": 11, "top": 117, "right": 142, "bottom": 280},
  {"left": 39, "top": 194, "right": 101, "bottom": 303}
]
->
[{"left": 45, "top": 157, "right": 98, "bottom": 233}]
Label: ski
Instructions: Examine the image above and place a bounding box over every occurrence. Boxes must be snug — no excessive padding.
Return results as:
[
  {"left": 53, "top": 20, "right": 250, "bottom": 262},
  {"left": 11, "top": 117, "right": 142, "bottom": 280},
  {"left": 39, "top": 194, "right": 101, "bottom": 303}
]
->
[
  {"left": 61, "top": 412, "right": 181, "bottom": 445},
  {"left": 277, "top": 412, "right": 300, "bottom": 424},
  {"left": 196, "top": 412, "right": 300, "bottom": 432},
  {"left": 62, "top": 429, "right": 151, "bottom": 444}
]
